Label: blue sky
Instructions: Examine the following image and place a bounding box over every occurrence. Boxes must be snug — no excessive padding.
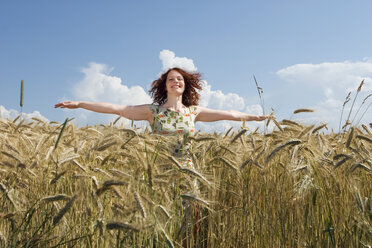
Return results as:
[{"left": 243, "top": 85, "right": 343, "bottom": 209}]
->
[{"left": 1, "top": 0, "right": 371, "bottom": 132}]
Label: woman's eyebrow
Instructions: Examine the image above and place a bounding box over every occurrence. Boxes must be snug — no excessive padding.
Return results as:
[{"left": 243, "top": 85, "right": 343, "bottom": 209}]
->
[{"left": 168, "top": 76, "right": 182, "bottom": 80}]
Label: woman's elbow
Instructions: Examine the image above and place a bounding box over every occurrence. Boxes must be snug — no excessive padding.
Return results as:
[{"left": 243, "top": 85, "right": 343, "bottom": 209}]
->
[
  {"left": 229, "top": 110, "right": 242, "bottom": 121},
  {"left": 114, "top": 105, "right": 128, "bottom": 117}
]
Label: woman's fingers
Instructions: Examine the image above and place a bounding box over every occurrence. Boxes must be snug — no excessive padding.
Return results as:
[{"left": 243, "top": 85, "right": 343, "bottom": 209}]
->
[
  {"left": 54, "top": 101, "right": 79, "bottom": 109},
  {"left": 256, "top": 115, "right": 270, "bottom": 121},
  {"left": 54, "top": 102, "right": 64, "bottom": 108}
]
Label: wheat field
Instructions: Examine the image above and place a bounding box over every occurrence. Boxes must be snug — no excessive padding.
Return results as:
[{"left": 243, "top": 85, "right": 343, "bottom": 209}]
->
[{"left": 0, "top": 116, "right": 371, "bottom": 247}]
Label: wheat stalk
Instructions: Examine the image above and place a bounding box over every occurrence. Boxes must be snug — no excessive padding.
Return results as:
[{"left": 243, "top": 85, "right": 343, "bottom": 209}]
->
[
  {"left": 356, "top": 101, "right": 372, "bottom": 126},
  {"left": 102, "top": 180, "right": 128, "bottom": 187},
  {"left": 297, "top": 125, "right": 314, "bottom": 139},
  {"left": 293, "top": 108, "right": 314, "bottom": 114},
  {"left": 179, "top": 167, "right": 211, "bottom": 185},
  {"left": 20, "top": 79, "right": 24, "bottom": 113},
  {"left": 160, "top": 227, "right": 175, "bottom": 248},
  {"left": 133, "top": 190, "right": 146, "bottom": 218},
  {"left": 312, "top": 123, "right": 327, "bottom": 134},
  {"left": 334, "top": 157, "right": 351, "bottom": 169},
  {"left": 230, "top": 128, "right": 248, "bottom": 144},
  {"left": 50, "top": 170, "right": 67, "bottom": 184},
  {"left": 361, "top": 124, "right": 371, "bottom": 135},
  {"left": 188, "top": 136, "right": 216, "bottom": 142},
  {"left": 42, "top": 194, "right": 71, "bottom": 202},
  {"left": 346, "top": 127, "right": 354, "bottom": 148},
  {"left": 351, "top": 93, "right": 372, "bottom": 124},
  {"left": 253, "top": 75, "right": 266, "bottom": 133},
  {"left": 281, "top": 119, "right": 302, "bottom": 127},
  {"left": 157, "top": 205, "right": 171, "bottom": 219},
  {"left": 266, "top": 139, "right": 302, "bottom": 163},
  {"left": 181, "top": 193, "right": 210, "bottom": 206},
  {"left": 344, "top": 80, "right": 364, "bottom": 130},
  {"left": 240, "top": 158, "right": 252, "bottom": 170},
  {"left": 52, "top": 195, "right": 77, "bottom": 226},
  {"left": 96, "top": 141, "right": 117, "bottom": 151},
  {"left": 339, "top": 91, "right": 351, "bottom": 132},
  {"left": 272, "top": 118, "right": 284, "bottom": 132},
  {"left": 167, "top": 155, "right": 182, "bottom": 169},
  {"left": 356, "top": 135, "right": 372, "bottom": 145},
  {"left": 54, "top": 118, "right": 69, "bottom": 150},
  {"left": 106, "top": 221, "right": 140, "bottom": 232}
]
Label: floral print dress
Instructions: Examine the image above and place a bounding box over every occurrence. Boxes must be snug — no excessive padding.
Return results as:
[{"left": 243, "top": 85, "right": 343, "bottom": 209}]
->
[{"left": 150, "top": 104, "right": 197, "bottom": 168}]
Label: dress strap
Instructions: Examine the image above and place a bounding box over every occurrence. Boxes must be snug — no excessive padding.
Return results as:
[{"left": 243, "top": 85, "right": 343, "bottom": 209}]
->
[
  {"left": 149, "top": 104, "right": 159, "bottom": 114},
  {"left": 188, "top": 105, "right": 197, "bottom": 115}
]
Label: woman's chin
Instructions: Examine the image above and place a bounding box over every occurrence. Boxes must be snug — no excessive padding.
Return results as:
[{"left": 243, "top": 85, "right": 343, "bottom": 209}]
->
[{"left": 168, "top": 90, "right": 184, "bottom": 96}]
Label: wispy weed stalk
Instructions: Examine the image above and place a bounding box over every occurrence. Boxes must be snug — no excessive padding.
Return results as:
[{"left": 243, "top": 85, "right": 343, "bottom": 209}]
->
[
  {"left": 20, "top": 79, "right": 24, "bottom": 113},
  {"left": 351, "top": 93, "right": 371, "bottom": 124},
  {"left": 355, "top": 94, "right": 372, "bottom": 126},
  {"left": 253, "top": 75, "right": 266, "bottom": 133},
  {"left": 339, "top": 91, "right": 351, "bottom": 132},
  {"left": 344, "top": 80, "right": 364, "bottom": 131}
]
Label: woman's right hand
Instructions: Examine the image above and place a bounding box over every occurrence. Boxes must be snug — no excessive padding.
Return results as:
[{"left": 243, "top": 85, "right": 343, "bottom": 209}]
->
[{"left": 54, "top": 101, "right": 80, "bottom": 109}]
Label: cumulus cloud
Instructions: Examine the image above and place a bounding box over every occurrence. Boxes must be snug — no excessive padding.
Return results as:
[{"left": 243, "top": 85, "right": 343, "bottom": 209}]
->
[
  {"left": 277, "top": 59, "right": 372, "bottom": 92},
  {"left": 199, "top": 80, "right": 246, "bottom": 111},
  {"left": 66, "top": 62, "right": 152, "bottom": 126},
  {"left": 0, "top": 105, "right": 49, "bottom": 123},
  {"left": 276, "top": 59, "right": 372, "bottom": 129},
  {"left": 159, "top": 50, "right": 197, "bottom": 73},
  {"left": 73, "top": 62, "right": 152, "bottom": 104}
]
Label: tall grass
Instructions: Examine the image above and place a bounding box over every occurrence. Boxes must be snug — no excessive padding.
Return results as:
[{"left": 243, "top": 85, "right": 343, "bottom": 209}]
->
[
  {"left": 0, "top": 117, "right": 371, "bottom": 247},
  {"left": 20, "top": 80, "right": 24, "bottom": 114}
]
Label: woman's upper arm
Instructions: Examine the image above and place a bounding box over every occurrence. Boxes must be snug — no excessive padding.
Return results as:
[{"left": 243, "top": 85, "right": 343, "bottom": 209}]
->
[
  {"left": 118, "top": 104, "right": 154, "bottom": 123},
  {"left": 195, "top": 106, "right": 234, "bottom": 122}
]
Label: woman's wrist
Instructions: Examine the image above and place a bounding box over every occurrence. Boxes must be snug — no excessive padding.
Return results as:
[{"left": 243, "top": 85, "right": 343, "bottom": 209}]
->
[
  {"left": 245, "top": 114, "right": 261, "bottom": 121},
  {"left": 76, "top": 101, "right": 85, "bottom": 108}
]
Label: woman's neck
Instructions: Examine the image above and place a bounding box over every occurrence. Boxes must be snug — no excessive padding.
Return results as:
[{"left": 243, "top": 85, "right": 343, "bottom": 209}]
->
[{"left": 162, "top": 95, "right": 184, "bottom": 112}]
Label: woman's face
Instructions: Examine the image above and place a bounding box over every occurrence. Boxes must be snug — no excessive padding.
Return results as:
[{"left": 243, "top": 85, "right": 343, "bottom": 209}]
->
[{"left": 165, "top": 70, "right": 185, "bottom": 96}]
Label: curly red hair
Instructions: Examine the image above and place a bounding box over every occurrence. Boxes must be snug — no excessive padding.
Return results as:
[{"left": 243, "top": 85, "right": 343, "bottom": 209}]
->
[{"left": 149, "top": 68, "right": 203, "bottom": 107}]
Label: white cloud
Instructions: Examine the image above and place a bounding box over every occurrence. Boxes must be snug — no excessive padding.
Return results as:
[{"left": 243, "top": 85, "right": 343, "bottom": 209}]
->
[
  {"left": 67, "top": 62, "right": 152, "bottom": 126},
  {"left": 199, "top": 80, "right": 246, "bottom": 111},
  {"left": 73, "top": 62, "right": 152, "bottom": 104},
  {"left": 245, "top": 104, "right": 264, "bottom": 116},
  {"left": 0, "top": 105, "right": 49, "bottom": 123},
  {"left": 277, "top": 59, "right": 372, "bottom": 92},
  {"left": 159, "top": 50, "right": 197, "bottom": 73},
  {"left": 276, "top": 59, "right": 372, "bottom": 129}
]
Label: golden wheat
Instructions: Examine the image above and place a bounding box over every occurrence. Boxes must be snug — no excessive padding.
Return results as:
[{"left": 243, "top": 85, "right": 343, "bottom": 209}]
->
[
  {"left": 293, "top": 108, "right": 314, "bottom": 114},
  {"left": 1, "top": 117, "right": 371, "bottom": 247},
  {"left": 52, "top": 195, "right": 77, "bottom": 226}
]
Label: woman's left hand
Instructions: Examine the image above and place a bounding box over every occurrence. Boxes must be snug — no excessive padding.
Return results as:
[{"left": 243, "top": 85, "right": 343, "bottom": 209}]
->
[{"left": 255, "top": 115, "right": 271, "bottom": 121}]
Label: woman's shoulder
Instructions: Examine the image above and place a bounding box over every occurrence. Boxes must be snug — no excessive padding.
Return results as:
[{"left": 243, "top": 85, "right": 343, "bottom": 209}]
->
[
  {"left": 188, "top": 105, "right": 199, "bottom": 114},
  {"left": 149, "top": 103, "right": 161, "bottom": 114}
]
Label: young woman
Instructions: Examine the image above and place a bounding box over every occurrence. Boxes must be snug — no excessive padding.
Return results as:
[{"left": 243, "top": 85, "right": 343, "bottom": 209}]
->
[
  {"left": 55, "top": 67, "right": 268, "bottom": 128},
  {"left": 55, "top": 67, "right": 269, "bottom": 166}
]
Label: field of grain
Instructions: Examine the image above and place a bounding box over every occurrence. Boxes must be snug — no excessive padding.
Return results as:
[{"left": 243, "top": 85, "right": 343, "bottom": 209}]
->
[{"left": 0, "top": 117, "right": 372, "bottom": 247}]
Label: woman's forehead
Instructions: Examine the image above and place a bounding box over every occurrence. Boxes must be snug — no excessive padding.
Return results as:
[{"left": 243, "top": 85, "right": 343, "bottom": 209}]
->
[{"left": 167, "top": 70, "right": 183, "bottom": 78}]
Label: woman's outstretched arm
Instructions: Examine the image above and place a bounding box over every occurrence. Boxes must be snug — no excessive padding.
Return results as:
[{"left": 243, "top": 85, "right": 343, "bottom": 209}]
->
[
  {"left": 195, "top": 106, "right": 269, "bottom": 122},
  {"left": 54, "top": 101, "right": 153, "bottom": 123}
]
